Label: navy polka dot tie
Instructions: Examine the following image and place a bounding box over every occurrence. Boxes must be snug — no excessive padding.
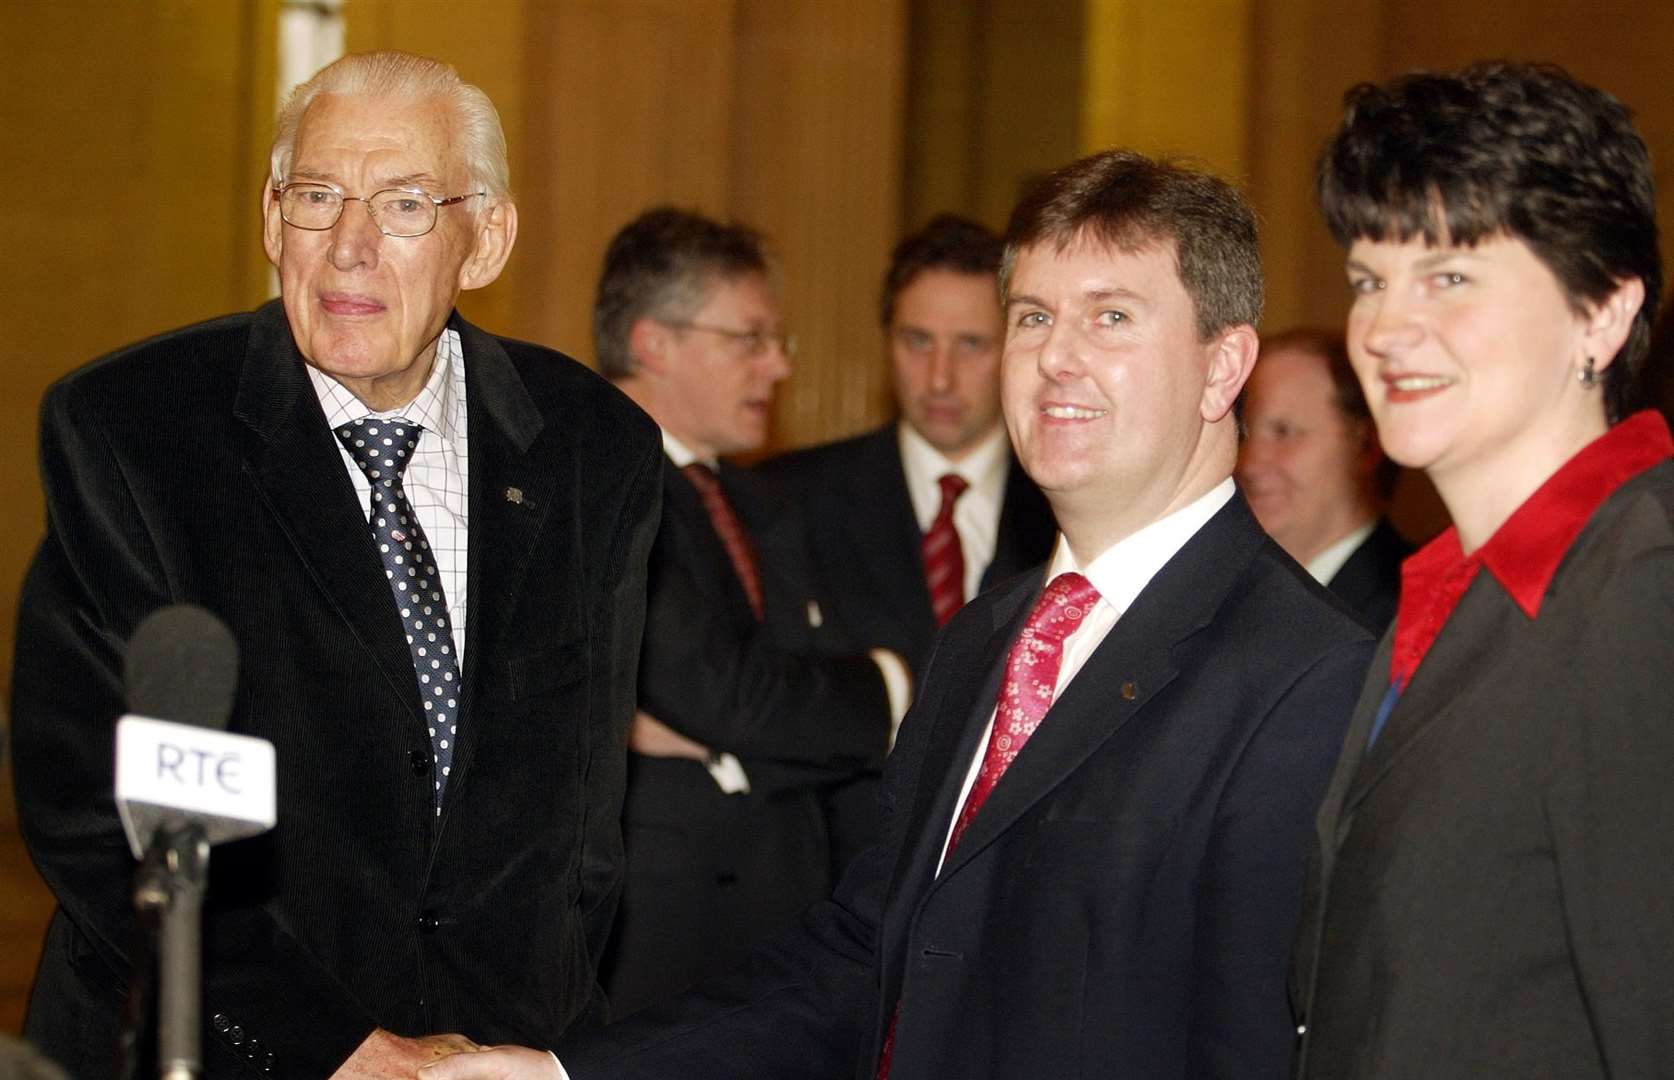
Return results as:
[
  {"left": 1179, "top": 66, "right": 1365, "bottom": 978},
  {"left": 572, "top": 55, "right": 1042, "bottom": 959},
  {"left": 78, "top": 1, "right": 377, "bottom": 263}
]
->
[{"left": 335, "top": 417, "right": 459, "bottom": 814}]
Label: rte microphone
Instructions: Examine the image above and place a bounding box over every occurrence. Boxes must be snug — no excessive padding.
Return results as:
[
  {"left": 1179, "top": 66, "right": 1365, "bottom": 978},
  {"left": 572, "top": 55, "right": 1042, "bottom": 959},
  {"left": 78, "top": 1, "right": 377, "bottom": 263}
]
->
[
  {"left": 113, "top": 605, "right": 273, "bottom": 1080},
  {"left": 116, "top": 605, "right": 273, "bottom": 858}
]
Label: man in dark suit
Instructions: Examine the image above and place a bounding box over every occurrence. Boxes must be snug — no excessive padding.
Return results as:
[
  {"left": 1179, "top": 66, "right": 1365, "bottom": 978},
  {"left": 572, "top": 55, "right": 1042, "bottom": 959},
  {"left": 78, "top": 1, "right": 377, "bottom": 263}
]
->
[
  {"left": 764, "top": 215, "right": 1055, "bottom": 677},
  {"left": 588, "top": 208, "right": 906, "bottom": 1022},
  {"left": 1238, "top": 327, "right": 1410, "bottom": 629},
  {"left": 761, "top": 215, "right": 1055, "bottom": 874},
  {"left": 8, "top": 52, "right": 662, "bottom": 1078},
  {"left": 428, "top": 151, "right": 1373, "bottom": 1080}
]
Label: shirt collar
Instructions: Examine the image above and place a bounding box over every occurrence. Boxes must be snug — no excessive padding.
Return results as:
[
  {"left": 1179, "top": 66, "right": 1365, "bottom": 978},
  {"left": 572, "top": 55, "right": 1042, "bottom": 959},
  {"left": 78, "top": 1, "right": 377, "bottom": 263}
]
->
[
  {"left": 1306, "top": 519, "right": 1378, "bottom": 586},
  {"left": 308, "top": 327, "right": 465, "bottom": 448},
  {"left": 898, "top": 421, "right": 1009, "bottom": 530},
  {"left": 1047, "top": 476, "right": 1235, "bottom": 618},
  {"left": 1449, "top": 409, "right": 1670, "bottom": 619},
  {"left": 660, "top": 429, "right": 715, "bottom": 470}
]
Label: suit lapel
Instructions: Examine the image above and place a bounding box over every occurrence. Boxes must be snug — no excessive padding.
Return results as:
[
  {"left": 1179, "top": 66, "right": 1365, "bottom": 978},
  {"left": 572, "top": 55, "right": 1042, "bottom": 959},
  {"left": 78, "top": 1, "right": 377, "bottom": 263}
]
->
[
  {"left": 234, "top": 300, "right": 428, "bottom": 725},
  {"left": 844, "top": 427, "right": 937, "bottom": 639},
  {"left": 1335, "top": 573, "right": 1509, "bottom": 826},
  {"left": 924, "top": 495, "right": 1264, "bottom": 886},
  {"left": 442, "top": 316, "right": 554, "bottom": 806},
  {"left": 878, "top": 578, "right": 1030, "bottom": 993},
  {"left": 931, "top": 578, "right": 1182, "bottom": 883}
]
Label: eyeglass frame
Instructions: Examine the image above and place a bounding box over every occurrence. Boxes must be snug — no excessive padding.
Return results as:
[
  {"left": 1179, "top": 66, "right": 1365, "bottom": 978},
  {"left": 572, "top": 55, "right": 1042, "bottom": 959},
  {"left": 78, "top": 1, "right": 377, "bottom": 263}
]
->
[
  {"left": 270, "top": 180, "right": 486, "bottom": 238},
  {"left": 660, "top": 320, "right": 798, "bottom": 359}
]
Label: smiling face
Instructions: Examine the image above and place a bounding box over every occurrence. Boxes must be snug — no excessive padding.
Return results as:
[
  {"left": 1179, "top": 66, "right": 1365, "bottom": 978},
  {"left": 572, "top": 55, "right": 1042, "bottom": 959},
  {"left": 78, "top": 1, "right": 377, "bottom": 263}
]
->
[
  {"left": 1343, "top": 232, "right": 1623, "bottom": 526},
  {"left": 1237, "top": 344, "right": 1376, "bottom": 563},
  {"left": 655, "top": 272, "right": 791, "bottom": 457},
  {"left": 262, "top": 92, "right": 514, "bottom": 410},
  {"left": 889, "top": 268, "right": 1004, "bottom": 459},
  {"left": 1002, "top": 235, "right": 1253, "bottom": 552}
]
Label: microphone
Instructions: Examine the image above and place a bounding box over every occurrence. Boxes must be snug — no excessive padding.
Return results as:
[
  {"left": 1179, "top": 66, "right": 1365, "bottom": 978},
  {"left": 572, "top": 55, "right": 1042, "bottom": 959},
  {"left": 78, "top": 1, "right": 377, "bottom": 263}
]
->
[
  {"left": 113, "top": 605, "right": 271, "bottom": 1080},
  {"left": 115, "top": 606, "right": 274, "bottom": 858}
]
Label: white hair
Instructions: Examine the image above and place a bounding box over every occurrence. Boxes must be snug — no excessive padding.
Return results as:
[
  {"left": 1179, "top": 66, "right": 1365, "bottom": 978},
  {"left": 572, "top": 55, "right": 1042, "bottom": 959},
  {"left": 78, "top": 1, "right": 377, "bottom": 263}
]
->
[{"left": 270, "top": 50, "right": 510, "bottom": 201}]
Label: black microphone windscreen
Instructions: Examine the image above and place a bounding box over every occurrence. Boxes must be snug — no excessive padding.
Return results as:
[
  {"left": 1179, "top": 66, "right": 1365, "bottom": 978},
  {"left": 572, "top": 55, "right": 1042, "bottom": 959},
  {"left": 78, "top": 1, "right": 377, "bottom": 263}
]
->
[{"left": 123, "top": 605, "right": 240, "bottom": 731}]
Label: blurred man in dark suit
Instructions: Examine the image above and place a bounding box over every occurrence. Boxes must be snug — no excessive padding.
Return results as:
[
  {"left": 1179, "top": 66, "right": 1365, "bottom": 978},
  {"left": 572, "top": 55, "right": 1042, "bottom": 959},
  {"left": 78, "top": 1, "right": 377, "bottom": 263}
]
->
[
  {"left": 590, "top": 207, "right": 907, "bottom": 1021},
  {"left": 762, "top": 216, "right": 1055, "bottom": 873},
  {"left": 1238, "top": 327, "right": 1410, "bottom": 629},
  {"left": 10, "top": 51, "right": 661, "bottom": 1078}
]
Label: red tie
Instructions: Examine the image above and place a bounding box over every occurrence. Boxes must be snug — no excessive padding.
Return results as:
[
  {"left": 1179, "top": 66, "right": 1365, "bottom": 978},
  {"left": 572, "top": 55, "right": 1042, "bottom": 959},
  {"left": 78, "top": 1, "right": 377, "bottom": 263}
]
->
[
  {"left": 922, "top": 473, "right": 970, "bottom": 626},
  {"left": 875, "top": 571, "right": 1102, "bottom": 1078},
  {"left": 682, "top": 463, "right": 765, "bottom": 622}
]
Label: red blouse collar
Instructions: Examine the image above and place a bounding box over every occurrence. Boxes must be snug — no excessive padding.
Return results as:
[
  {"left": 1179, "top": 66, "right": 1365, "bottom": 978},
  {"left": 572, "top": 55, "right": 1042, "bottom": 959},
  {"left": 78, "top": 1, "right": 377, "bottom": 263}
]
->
[{"left": 1390, "top": 410, "right": 1672, "bottom": 686}]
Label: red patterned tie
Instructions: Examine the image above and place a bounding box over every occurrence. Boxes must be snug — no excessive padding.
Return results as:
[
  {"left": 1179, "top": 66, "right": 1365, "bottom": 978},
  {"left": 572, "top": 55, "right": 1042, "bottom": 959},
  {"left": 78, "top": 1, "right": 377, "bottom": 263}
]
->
[
  {"left": 875, "top": 571, "right": 1102, "bottom": 1078},
  {"left": 922, "top": 473, "right": 970, "bottom": 626},
  {"left": 682, "top": 463, "right": 765, "bottom": 622}
]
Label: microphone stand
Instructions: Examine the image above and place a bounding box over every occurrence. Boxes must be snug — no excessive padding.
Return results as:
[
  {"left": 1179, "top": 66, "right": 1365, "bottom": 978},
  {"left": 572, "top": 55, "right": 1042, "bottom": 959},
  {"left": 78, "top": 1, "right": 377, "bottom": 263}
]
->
[{"left": 132, "top": 824, "right": 209, "bottom": 1080}]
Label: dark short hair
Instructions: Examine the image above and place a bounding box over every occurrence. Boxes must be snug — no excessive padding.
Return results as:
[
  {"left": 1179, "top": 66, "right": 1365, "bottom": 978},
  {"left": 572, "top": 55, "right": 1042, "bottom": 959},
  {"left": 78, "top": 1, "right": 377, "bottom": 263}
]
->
[
  {"left": 1000, "top": 149, "right": 1263, "bottom": 340},
  {"left": 1318, "top": 61, "right": 1661, "bottom": 421},
  {"left": 879, "top": 214, "right": 1003, "bottom": 327},
  {"left": 1260, "top": 326, "right": 1399, "bottom": 499},
  {"left": 593, "top": 206, "right": 770, "bottom": 379}
]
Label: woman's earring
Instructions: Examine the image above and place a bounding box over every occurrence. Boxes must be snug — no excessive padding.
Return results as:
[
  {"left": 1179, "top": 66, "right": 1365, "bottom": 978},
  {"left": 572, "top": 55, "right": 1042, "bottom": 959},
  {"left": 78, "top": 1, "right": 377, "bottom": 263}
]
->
[{"left": 1577, "top": 356, "right": 1599, "bottom": 387}]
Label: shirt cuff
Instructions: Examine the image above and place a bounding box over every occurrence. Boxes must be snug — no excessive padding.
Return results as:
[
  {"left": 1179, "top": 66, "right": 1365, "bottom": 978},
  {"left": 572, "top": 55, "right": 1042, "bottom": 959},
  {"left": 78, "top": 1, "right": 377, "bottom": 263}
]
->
[{"left": 869, "top": 648, "right": 912, "bottom": 749}]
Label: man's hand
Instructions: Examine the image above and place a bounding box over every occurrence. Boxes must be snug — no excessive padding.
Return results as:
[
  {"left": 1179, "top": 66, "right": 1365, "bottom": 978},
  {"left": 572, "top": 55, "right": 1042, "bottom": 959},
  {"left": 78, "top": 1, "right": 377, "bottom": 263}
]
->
[
  {"left": 330, "top": 1029, "right": 481, "bottom": 1078},
  {"left": 628, "top": 710, "right": 711, "bottom": 761},
  {"left": 418, "top": 1046, "right": 562, "bottom": 1080}
]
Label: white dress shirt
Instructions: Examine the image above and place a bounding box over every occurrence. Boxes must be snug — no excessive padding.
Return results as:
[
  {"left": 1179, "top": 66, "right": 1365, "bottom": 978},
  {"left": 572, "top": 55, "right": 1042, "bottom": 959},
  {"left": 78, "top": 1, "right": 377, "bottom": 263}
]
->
[
  {"left": 898, "top": 422, "right": 1010, "bottom": 601},
  {"left": 308, "top": 328, "right": 469, "bottom": 670},
  {"left": 936, "top": 477, "right": 1235, "bottom": 872}
]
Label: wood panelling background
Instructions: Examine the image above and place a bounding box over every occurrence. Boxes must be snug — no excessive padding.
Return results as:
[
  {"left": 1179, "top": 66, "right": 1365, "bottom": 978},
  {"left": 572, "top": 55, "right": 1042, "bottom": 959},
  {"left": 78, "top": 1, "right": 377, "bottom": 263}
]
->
[{"left": 4, "top": 0, "right": 1673, "bottom": 1046}]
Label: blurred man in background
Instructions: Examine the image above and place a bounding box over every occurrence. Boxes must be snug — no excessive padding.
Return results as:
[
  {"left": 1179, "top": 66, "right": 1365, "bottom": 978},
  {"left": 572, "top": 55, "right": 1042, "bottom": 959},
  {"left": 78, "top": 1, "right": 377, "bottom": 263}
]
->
[
  {"left": 1238, "top": 327, "right": 1409, "bottom": 629},
  {"left": 591, "top": 207, "right": 907, "bottom": 1020}
]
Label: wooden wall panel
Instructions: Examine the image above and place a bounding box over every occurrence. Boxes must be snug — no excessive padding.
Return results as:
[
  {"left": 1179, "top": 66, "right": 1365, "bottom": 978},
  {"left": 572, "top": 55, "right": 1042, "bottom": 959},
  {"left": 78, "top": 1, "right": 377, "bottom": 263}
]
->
[
  {"left": 0, "top": 0, "right": 279, "bottom": 1035},
  {"left": 1246, "top": 1, "right": 1381, "bottom": 333},
  {"left": 1081, "top": 0, "right": 1254, "bottom": 183},
  {"left": 732, "top": 0, "right": 908, "bottom": 448}
]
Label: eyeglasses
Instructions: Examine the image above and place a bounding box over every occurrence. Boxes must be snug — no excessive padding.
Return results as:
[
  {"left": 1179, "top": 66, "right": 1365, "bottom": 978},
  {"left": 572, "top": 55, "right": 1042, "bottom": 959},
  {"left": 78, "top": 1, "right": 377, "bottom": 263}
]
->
[
  {"left": 272, "top": 181, "right": 485, "bottom": 238},
  {"left": 662, "top": 321, "right": 798, "bottom": 359}
]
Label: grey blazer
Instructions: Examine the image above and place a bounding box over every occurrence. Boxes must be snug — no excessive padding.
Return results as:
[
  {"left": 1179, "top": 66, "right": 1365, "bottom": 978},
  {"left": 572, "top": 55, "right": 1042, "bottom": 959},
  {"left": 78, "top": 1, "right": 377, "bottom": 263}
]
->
[{"left": 1293, "top": 460, "right": 1674, "bottom": 1079}]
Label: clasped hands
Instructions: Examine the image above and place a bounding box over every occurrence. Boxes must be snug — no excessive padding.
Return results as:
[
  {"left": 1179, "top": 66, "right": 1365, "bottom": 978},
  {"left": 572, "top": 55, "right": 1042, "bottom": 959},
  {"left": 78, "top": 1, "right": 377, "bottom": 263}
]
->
[{"left": 330, "top": 1029, "right": 558, "bottom": 1079}]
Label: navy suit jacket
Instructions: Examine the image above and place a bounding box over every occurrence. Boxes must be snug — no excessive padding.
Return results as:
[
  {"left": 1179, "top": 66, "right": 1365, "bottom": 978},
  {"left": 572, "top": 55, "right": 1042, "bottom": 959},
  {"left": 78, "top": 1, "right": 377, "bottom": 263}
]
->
[
  {"left": 11, "top": 301, "right": 662, "bottom": 1077},
  {"left": 601, "top": 459, "right": 891, "bottom": 1018},
  {"left": 561, "top": 493, "right": 1373, "bottom": 1079}
]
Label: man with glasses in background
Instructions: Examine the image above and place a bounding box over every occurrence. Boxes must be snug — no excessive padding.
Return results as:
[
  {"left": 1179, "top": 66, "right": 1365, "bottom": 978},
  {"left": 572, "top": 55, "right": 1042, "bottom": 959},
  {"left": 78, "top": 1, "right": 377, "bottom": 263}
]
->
[
  {"left": 10, "top": 51, "right": 662, "bottom": 1077},
  {"left": 588, "top": 207, "right": 908, "bottom": 1022}
]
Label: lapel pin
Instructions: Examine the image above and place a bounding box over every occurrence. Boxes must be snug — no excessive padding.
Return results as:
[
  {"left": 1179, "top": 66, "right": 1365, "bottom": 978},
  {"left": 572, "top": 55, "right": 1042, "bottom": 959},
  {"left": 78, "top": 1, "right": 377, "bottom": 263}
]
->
[
  {"left": 1120, "top": 680, "right": 1137, "bottom": 701},
  {"left": 504, "top": 486, "right": 525, "bottom": 505}
]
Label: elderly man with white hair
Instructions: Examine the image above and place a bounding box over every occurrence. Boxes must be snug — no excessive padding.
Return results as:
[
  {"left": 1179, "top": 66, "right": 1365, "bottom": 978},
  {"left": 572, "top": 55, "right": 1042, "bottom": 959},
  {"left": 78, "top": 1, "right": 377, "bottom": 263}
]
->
[{"left": 10, "top": 51, "right": 661, "bottom": 1078}]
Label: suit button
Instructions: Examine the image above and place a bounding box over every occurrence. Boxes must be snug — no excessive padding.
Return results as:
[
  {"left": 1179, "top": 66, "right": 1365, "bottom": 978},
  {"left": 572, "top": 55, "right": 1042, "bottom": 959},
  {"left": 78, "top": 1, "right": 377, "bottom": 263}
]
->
[
  {"left": 263, "top": 1052, "right": 276, "bottom": 1073},
  {"left": 228, "top": 1025, "right": 245, "bottom": 1046},
  {"left": 409, "top": 749, "right": 431, "bottom": 775},
  {"left": 418, "top": 911, "right": 441, "bottom": 933},
  {"left": 211, "top": 1013, "right": 231, "bottom": 1034}
]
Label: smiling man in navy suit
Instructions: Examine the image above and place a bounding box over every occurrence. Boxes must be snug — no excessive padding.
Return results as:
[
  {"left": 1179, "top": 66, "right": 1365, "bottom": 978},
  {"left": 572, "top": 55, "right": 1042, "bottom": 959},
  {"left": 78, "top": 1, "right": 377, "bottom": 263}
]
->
[{"left": 427, "top": 149, "right": 1373, "bottom": 1080}]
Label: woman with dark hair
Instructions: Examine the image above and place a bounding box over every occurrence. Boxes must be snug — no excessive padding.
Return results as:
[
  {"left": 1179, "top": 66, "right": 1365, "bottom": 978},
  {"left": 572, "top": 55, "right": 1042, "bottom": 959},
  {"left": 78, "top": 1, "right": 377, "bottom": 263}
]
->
[{"left": 1293, "top": 62, "right": 1674, "bottom": 1078}]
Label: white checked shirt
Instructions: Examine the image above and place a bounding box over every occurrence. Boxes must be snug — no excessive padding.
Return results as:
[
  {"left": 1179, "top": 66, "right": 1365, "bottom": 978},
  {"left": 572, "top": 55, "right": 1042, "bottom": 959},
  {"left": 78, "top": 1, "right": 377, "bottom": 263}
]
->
[{"left": 308, "top": 328, "right": 470, "bottom": 670}]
